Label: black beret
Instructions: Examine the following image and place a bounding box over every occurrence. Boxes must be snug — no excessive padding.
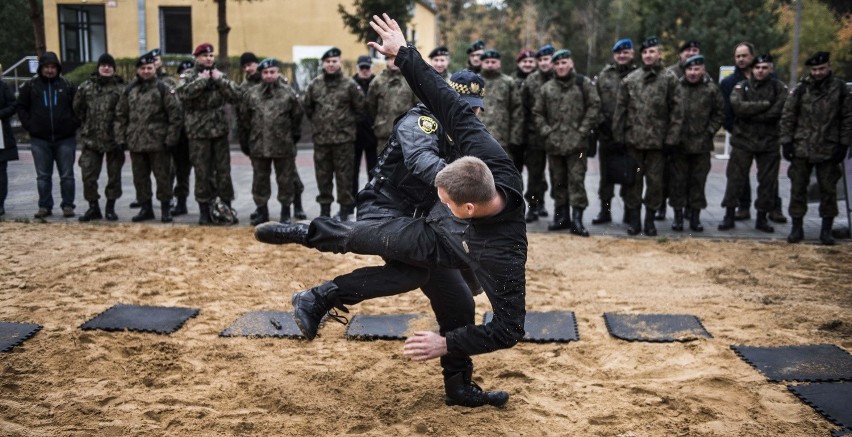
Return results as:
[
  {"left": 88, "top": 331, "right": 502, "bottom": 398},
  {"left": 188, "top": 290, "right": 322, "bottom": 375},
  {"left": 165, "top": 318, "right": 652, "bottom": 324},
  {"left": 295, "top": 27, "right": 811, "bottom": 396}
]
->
[
  {"left": 682, "top": 55, "right": 704, "bottom": 68},
  {"left": 136, "top": 53, "right": 156, "bottom": 67},
  {"left": 552, "top": 49, "right": 572, "bottom": 62},
  {"left": 479, "top": 49, "right": 500, "bottom": 60},
  {"left": 640, "top": 36, "right": 660, "bottom": 51},
  {"left": 177, "top": 60, "right": 194, "bottom": 74},
  {"left": 466, "top": 40, "right": 485, "bottom": 54},
  {"left": 805, "top": 51, "right": 830, "bottom": 66},
  {"left": 429, "top": 46, "right": 449, "bottom": 59},
  {"left": 753, "top": 54, "right": 773, "bottom": 65},
  {"left": 536, "top": 44, "right": 555, "bottom": 58},
  {"left": 147, "top": 48, "right": 161, "bottom": 58},
  {"left": 679, "top": 40, "right": 700, "bottom": 52},
  {"left": 240, "top": 52, "right": 259, "bottom": 67},
  {"left": 322, "top": 47, "right": 341, "bottom": 60},
  {"left": 258, "top": 57, "right": 280, "bottom": 71}
]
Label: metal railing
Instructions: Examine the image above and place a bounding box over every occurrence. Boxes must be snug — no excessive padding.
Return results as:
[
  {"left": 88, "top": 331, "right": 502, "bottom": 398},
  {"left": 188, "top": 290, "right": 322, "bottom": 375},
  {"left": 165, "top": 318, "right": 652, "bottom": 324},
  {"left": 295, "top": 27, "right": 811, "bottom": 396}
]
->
[{"left": 2, "top": 56, "right": 39, "bottom": 96}]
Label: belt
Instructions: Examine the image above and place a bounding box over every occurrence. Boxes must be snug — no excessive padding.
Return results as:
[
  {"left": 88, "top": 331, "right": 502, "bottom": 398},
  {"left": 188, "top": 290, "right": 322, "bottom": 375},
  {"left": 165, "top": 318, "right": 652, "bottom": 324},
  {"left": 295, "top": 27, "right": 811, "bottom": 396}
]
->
[{"left": 368, "top": 177, "right": 429, "bottom": 218}]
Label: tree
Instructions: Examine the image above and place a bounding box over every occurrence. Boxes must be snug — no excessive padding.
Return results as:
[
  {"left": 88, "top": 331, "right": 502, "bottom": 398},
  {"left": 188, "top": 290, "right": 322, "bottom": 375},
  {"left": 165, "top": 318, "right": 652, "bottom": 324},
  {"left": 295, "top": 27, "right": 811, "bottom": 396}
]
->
[
  {"left": 776, "top": 0, "right": 851, "bottom": 82},
  {"left": 29, "top": 0, "right": 45, "bottom": 57},
  {"left": 216, "top": 0, "right": 231, "bottom": 66},
  {"left": 338, "top": 0, "right": 413, "bottom": 44},
  {"left": 0, "top": 0, "right": 36, "bottom": 68}
]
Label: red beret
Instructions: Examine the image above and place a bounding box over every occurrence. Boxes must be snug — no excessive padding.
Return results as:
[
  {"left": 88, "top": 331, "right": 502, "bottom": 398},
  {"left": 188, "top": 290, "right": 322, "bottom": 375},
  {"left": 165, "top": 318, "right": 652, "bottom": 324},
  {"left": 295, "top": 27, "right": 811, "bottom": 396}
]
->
[
  {"left": 516, "top": 49, "right": 536, "bottom": 63},
  {"left": 193, "top": 43, "right": 214, "bottom": 57}
]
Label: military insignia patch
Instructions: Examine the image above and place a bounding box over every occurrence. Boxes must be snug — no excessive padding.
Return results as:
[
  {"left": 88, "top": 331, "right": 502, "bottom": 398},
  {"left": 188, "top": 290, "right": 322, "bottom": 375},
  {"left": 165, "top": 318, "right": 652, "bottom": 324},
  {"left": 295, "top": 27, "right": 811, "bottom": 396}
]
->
[
  {"left": 470, "top": 82, "right": 480, "bottom": 94},
  {"left": 418, "top": 116, "right": 438, "bottom": 134}
]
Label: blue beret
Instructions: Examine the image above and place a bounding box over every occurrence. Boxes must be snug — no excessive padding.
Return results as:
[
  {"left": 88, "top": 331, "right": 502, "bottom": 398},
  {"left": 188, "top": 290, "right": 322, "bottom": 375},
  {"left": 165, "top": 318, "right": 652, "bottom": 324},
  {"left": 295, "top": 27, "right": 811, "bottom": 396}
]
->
[
  {"left": 552, "top": 49, "right": 572, "bottom": 62},
  {"left": 682, "top": 55, "right": 704, "bottom": 68},
  {"left": 612, "top": 38, "right": 633, "bottom": 53},
  {"left": 258, "top": 57, "right": 280, "bottom": 70},
  {"left": 536, "top": 44, "right": 555, "bottom": 58}
]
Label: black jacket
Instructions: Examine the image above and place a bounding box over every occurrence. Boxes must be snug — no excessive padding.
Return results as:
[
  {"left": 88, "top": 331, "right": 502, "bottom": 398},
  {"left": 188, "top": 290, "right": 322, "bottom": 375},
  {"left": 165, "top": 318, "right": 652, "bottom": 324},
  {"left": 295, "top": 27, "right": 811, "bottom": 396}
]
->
[
  {"left": 16, "top": 52, "right": 80, "bottom": 142},
  {"left": 0, "top": 80, "right": 18, "bottom": 161}
]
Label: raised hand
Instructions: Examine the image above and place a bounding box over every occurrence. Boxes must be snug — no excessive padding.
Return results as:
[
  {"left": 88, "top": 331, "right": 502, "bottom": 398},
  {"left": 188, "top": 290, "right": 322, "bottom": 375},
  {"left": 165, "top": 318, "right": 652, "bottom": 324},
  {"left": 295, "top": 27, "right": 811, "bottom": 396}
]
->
[{"left": 367, "top": 14, "right": 408, "bottom": 64}]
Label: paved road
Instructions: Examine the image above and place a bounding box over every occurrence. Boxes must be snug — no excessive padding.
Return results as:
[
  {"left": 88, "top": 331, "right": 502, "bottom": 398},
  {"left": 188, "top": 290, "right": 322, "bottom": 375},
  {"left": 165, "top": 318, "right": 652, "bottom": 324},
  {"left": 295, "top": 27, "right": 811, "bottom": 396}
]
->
[{"left": 2, "top": 147, "right": 849, "bottom": 244}]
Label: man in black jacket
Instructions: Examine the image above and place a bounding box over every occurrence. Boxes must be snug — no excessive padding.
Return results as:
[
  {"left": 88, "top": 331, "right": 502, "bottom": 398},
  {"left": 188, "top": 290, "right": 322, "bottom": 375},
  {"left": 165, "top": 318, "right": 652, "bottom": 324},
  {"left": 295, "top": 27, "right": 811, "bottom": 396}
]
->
[{"left": 16, "top": 52, "right": 80, "bottom": 219}]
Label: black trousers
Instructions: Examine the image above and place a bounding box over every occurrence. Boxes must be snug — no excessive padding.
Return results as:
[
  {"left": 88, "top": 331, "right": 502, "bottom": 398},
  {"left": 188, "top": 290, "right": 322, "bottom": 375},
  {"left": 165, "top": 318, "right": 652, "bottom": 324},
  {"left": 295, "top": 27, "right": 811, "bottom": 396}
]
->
[{"left": 0, "top": 161, "right": 7, "bottom": 207}]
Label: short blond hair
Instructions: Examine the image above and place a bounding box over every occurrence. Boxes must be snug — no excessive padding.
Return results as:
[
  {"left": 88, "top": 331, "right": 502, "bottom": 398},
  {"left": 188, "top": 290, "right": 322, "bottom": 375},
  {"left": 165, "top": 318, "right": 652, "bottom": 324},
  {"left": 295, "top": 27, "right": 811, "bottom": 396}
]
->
[{"left": 435, "top": 156, "right": 496, "bottom": 204}]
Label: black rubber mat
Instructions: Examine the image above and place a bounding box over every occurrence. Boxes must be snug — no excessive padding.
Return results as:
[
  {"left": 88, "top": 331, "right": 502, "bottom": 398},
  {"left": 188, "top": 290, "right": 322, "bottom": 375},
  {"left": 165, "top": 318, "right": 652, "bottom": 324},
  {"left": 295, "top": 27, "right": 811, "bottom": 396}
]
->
[
  {"left": 345, "top": 314, "right": 421, "bottom": 340},
  {"left": 788, "top": 382, "right": 852, "bottom": 432},
  {"left": 483, "top": 311, "right": 579, "bottom": 342},
  {"left": 832, "top": 428, "right": 851, "bottom": 437},
  {"left": 0, "top": 322, "right": 42, "bottom": 352},
  {"left": 80, "top": 303, "right": 199, "bottom": 335},
  {"left": 220, "top": 311, "right": 303, "bottom": 338},
  {"left": 731, "top": 344, "right": 852, "bottom": 382},
  {"left": 603, "top": 313, "right": 712, "bottom": 342}
]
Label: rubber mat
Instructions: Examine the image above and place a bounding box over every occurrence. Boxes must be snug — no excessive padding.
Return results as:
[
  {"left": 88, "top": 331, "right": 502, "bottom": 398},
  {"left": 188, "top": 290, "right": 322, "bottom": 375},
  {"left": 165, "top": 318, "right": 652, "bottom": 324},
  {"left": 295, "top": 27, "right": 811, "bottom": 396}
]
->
[
  {"left": 832, "top": 428, "right": 851, "bottom": 437},
  {"left": 0, "top": 322, "right": 42, "bottom": 352},
  {"left": 483, "top": 311, "right": 579, "bottom": 342},
  {"left": 603, "top": 313, "right": 712, "bottom": 342},
  {"left": 730, "top": 344, "right": 852, "bottom": 382},
  {"left": 80, "top": 303, "right": 199, "bottom": 334},
  {"left": 788, "top": 382, "right": 852, "bottom": 432},
  {"left": 345, "top": 314, "right": 423, "bottom": 340},
  {"left": 220, "top": 311, "right": 303, "bottom": 338}
]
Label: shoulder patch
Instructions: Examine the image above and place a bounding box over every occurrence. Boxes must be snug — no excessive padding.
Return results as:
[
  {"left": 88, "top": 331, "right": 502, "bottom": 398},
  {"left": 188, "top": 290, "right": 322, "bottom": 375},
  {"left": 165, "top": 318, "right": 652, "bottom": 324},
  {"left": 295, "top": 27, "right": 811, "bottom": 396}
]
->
[{"left": 418, "top": 116, "right": 438, "bottom": 134}]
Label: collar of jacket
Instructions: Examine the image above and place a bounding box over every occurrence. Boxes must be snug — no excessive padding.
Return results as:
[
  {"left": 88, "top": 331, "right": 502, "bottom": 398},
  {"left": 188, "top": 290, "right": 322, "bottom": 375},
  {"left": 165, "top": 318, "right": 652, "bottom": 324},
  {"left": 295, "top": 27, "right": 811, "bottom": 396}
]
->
[
  {"left": 322, "top": 70, "right": 343, "bottom": 81},
  {"left": 554, "top": 70, "right": 577, "bottom": 84},
  {"left": 615, "top": 63, "right": 636, "bottom": 74},
  {"left": 515, "top": 69, "right": 530, "bottom": 80}
]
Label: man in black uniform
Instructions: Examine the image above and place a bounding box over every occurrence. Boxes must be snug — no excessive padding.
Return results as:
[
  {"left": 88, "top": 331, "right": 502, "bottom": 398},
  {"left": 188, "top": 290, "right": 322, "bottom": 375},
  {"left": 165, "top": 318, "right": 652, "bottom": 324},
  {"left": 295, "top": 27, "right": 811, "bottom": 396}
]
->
[
  {"left": 255, "top": 14, "right": 526, "bottom": 408},
  {"left": 352, "top": 55, "right": 377, "bottom": 200}
]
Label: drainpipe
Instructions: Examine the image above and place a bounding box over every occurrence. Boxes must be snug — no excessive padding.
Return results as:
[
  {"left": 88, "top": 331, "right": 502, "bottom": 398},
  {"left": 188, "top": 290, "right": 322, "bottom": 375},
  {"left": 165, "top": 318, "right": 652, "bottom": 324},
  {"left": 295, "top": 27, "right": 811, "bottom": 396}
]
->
[{"left": 138, "top": 0, "right": 146, "bottom": 55}]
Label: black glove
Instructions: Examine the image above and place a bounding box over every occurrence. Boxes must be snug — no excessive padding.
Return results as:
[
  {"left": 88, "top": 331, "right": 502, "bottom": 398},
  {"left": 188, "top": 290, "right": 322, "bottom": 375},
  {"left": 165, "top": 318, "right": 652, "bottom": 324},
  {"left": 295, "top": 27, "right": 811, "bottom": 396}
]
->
[
  {"left": 586, "top": 131, "right": 598, "bottom": 158},
  {"left": 831, "top": 144, "right": 850, "bottom": 164},
  {"left": 782, "top": 142, "right": 794, "bottom": 161},
  {"left": 239, "top": 133, "right": 251, "bottom": 157}
]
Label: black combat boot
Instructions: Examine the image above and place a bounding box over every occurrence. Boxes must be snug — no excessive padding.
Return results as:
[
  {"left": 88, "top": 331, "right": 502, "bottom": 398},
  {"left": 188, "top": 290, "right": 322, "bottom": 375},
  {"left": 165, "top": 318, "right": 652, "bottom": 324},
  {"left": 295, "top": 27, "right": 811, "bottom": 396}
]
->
[
  {"left": 171, "top": 196, "right": 188, "bottom": 216},
  {"left": 105, "top": 199, "right": 118, "bottom": 221},
  {"left": 626, "top": 208, "right": 642, "bottom": 236},
  {"left": 570, "top": 207, "right": 589, "bottom": 237},
  {"left": 735, "top": 207, "right": 751, "bottom": 221},
  {"left": 689, "top": 209, "right": 704, "bottom": 232},
  {"left": 198, "top": 202, "right": 212, "bottom": 226},
  {"left": 819, "top": 217, "right": 835, "bottom": 245},
  {"left": 755, "top": 210, "right": 774, "bottom": 233},
  {"left": 129, "top": 200, "right": 141, "bottom": 208},
  {"left": 293, "top": 194, "right": 307, "bottom": 220},
  {"left": 132, "top": 200, "right": 155, "bottom": 222},
  {"left": 547, "top": 205, "right": 571, "bottom": 231},
  {"left": 644, "top": 206, "right": 658, "bottom": 236},
  {"left": 320, "top": 204, "right": 331, "bottom": 218},
  {"left": 591, "top": 200, "right": 612, "bottom": 225},
  {"left": 444, "top": 367, "right": 509, "bottom": 408},
  {"left": 161, "top": 203, "right": 173, "bottom": 223},
  {"left": 279, "top": 206, "right": 292, "bottom": 224},
  {"left": 290, "top": 281, "right": 349, "bottom": 340},
  {"left": 334, "top": 204, "right": 353, "bottom": 222},
  {"left": 768, "top": 208, "right": 787, "bottom": 223},
  {"left": 254, "top": 222, "right": 309, "bottom": 245},
  {"left": 671, "top": 208, "right": 684, "bottom": 231},
  {"left": 787, "top": 217, "right": 804, "bottom": 243},
  {"left": 718, "top": 207, "right": 736, "bottom": 231},
  {"left": 654, "top": 205, "right": 666, "bottom": 221},
  {"left": 250, "top": 205, "right": 269, "bottom": 226},
  {"left": 684, "top": 207, "right": 693, "bottom": 221},
  {"left": 525, "top": 204, "right": 539, "bottom": 223},
  {"left": 79, "top": 201, "right": 102, "bottom": 222}
]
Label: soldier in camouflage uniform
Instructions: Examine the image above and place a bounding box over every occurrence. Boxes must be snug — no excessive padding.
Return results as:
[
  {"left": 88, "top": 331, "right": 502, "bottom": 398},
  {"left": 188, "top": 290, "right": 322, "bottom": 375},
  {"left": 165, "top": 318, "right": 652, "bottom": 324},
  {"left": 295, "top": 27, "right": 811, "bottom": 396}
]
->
[
  {"left": 115, "top": 53, "right": 183, "bottom": 223},
  {"left": 243, "top": 58, "right": 304, "bottom": 225},
  {"left": 176, "top": 43, "right": 242, "bottom": 225},
  {"left": 73, "top": 53, "right": 125, "bottom": 222},
  {"left": 510, "top": 49, "right": 536, "bottom": 173},
  {"left": 303, "top": 47, "right": 365, "bottom": 221},
  {"left": 593, "top": 38, "right": 637, "bottom": 225},
  {"left": 780, "top": 51, "right": 852, "bottom": 245},
  {"left": 613, "top": 36, "right": 678, "bottom": 237},
  {"left": 367, "top": 60, "right": 417, "bottom": 154},
  {"left": 665, "top": 55, "right": 724, "bottom": 233},
  {"left": 520, "top": 44, "right": 556, "bottom": 222},
  {"left": 465, "top": 40, "right": 485, "bottom": 74},
  {"left": 147, "top": 48, "right": 177, "bottom": 89},
  {"left": 237, "top": 51, "right": 261, "bottom": 157},
  {"left": 533, "top": 49, "right": 600, "bottom": 236},
  {"left": 429, "top": 46, "right": 451, "bottom": 81},
  {"left": 666, "top": 40, "right": 700, "bottom": 80},
  {"left": 168, "top": 60, "right": 194, "bottom": 217},
  {"left": 719, "top": 54, "right": 787, "bottom": 233},
  {"left": 479, "top": 49, "right": 522, "bottom": 153}
]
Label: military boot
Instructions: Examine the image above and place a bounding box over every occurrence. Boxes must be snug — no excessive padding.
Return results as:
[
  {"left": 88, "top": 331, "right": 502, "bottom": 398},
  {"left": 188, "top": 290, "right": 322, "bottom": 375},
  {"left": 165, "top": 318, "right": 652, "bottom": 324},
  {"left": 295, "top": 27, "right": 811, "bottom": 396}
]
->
[
  {"left": 570, "top": 207, "right": 589, "bottom": 237},
  {"left": 787, "top": 217, "right": 804, "bottom": 244},
  {"left": 444, "top": 367, "right": 509, "bottom": 408},
  {"left": 293, "top": 194, "right": 307, "bottom": 220},
  {"left": 171, "top": 196, "right": 188, "bottom": 216},
  {"left": 334, "top": 204, "right": 353, "bottom": 222},
  {"left": 547, "top": 205, "right": 571, "bottom": 231},
  {"left": 626, "top": 208, "right": 642, "bottom": 236},
  {"left": 755, "top": 210, "right": 774, "bottom": 233},
  {"left": 132, "top": 200, "right": 155, "bottom": 222},
  {"left": 525, "top": 204, "right": 539, "bottom": 223},
  {"left": 279, "top": 206, "right": 292, "bottom": 224},
  {"left": 254, "top": 222, "right": 309, "bottom": 245},
  {"left": 591, "top": 200, "right": 612, "bottom": 225},
  {"left": 644, "top": 207, "right": 658, "bottom": 236},
  {"left": 129, "top": 200, "right": 141, "bottom": 208},
  {"left": 689, "top": 209, "right": 704, "bottom": 232},
  {"left": 768, "top": 208, "right": 787, "bottom": 224},
  {"left": 320, "top": 204, "right": 331, "bottom": 218},
  {"left": 734, "top": 207, "right": 751, "bottom": 221},
  {"left": 718, "top": 207, "right": 736, "bottom": 231},
  {"left": 105, "top": 199, "right": 118, "bottom": 221},
  {"left": 291, "top": 281, "right": 349, "bottom": 340},
  {"left": 671, "top": 208, "right": 684, "bottom": 231},
  {"left": 161, "top": 203, "right": 173, "bottom": 223},
  {"left": 250, "top": 205, "right": 269, "bottom": 226},
  {"left": 654, "top": 205, "right": 666, "bottom": 221},
  {"left": 819, "top": 217, "right": 835, "bottom": 245},
  {"left": 684, "top": 207, "right": 693, "bottom": 221},
  {"left": 198, "top": 202, "right": 212, "bottom": 226},
  {"left": 79, "top": 201, "right": 102, "bottom": 222}
]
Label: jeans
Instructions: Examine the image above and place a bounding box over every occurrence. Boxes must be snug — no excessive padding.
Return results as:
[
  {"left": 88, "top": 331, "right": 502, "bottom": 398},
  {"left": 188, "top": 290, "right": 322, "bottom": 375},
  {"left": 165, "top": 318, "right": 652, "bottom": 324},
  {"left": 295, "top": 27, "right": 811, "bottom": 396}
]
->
[{"left": 30, "top": 136, "right": 77, "bottom": 210}]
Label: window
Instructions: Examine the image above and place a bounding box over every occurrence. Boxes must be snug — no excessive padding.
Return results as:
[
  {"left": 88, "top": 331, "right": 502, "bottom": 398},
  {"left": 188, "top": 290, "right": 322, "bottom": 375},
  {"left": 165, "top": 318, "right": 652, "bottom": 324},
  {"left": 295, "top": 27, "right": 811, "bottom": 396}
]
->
[
  {"left": 160, "top": 7, "right": 192, "bottom": 55},
  {"left": 58, "top": 5, "right": 106, "bottom": 63}
]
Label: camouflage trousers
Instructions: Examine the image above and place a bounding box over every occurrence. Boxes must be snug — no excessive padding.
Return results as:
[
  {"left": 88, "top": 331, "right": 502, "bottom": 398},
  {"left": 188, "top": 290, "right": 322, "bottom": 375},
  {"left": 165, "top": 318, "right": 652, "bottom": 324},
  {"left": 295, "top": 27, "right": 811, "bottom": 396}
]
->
[
  {"left": 548, "top": 152, "right": 588, "bottom": 209},
  {"left": 189, "top": 136, "right": 234, "bottom": 203},
  {"left": 130, "top": 150, "right": 173, "bottom": 203},
  {"left": 169, "top": 135, "right": 191, "bottom": 199},
  {"left": 524, "top": 146, "right": 548, "bottom": 208},
  {"left": 597, "top": 140, "right": 625, "bottom": 202},
  {"left": 721, "top": 148, "right": 779, "bottom": 212},
  {"left": 623, "top": 148, "right": 664, "bottom": 211},
  {"left": 787, "top": 158, "right": 841, "bottom": 218},
  {"left": 314, "top": 142, "right": 355, "bottom": 207},
  {"left": 669, "top": 151, "right": 711, "bottom": 210},
  {"left": 251, "top": 156, "right": 296, "bottom": 207},
  {"left": 78, "top": 146, "right": 125, "bottom": 202}
]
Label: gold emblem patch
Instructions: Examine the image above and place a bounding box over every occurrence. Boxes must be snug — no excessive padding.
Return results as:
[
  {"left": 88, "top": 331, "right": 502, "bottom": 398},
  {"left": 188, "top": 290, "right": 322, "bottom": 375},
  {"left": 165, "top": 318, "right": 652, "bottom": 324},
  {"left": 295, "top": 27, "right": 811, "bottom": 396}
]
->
[
  {"left": 418, "top": 116, "right": 438, "bottom": 134},
  {"left": 470, "top": 82, "right": 480, "bottom": 94}
]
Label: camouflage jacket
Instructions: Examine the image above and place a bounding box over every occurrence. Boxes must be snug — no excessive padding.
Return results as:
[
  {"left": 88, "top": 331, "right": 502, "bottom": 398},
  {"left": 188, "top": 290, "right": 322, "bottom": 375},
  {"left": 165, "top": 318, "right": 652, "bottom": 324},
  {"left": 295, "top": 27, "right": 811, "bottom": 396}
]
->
[
  {"left": 730, "top": 77, "right": 788, "bottom": 153},
  {"left": 302, "top": 70, "right": 365, "bottom": 145},
  {"left": 175, "top": 65, "right": 241, "bottom": 140},
  {"left": 595, "top": 63, "right": 637, "bottom": 142},
  {"left": 666, "top": 76, "right": 724, "bottom": 154},
  {"left": 157, "top": 69, "right": 178, "bottom": 89},
  {"left": 115, "top": 75, "right": 183, "bottom": 152},
  {"left": 521, "top": 69, "right": 554, "bottom": 148},
  {"left": 367, "top": 68, "right": 417, "bottom": 144},
  {"left": 613, "top": 63, "right": 678, "bottom": 150},
  {"left": 243, "top": 77, "right": 303, "bottom": 159},
  {"left": 73, "top": 73, "right": 125, "bottom": 152},
  {"left": 780, "top": 73, "right": 852, "bottom": 162},
  {"left": 480, "top": 69, "right": 522, "bottom": 148},
  {"left": 513, "top": 70, "right": 532, "bottom": 144},
  {"left": 532, "top": 71, "right": 601, "bottom": 155},
  {"left": 236, "top": 74, "right": 263, "bottom": 136},
  {"left": 666, "top": 62, "right": 684, "bottom": 79}
]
